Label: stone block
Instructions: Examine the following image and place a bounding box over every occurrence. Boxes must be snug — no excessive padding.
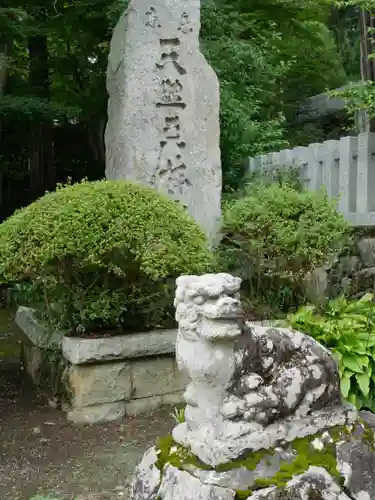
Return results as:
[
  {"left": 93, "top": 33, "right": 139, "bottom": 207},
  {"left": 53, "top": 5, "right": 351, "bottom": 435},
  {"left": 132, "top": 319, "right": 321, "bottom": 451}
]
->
[
  {"left": 125, "top": 396, "right": 163, "bottom": 416},
  {"left": 357, "top": 237, "right": 375, "bottom": 267},
  {"left": 68, "top": 361, "right": 132, "bottom": 407},
  {"left": 161, "top": 391, "right": 184, "bottom": 406},
  {"left": 304, "top": 267, "right": 328, "bottom": 304},
  {"left": 130, "top": 447, "right": 161, "bottom": 500},
  {"left": 131, "top": 356, "right": 188, "bottom": 399},
  {"left": 21, "top": 344, "right": 43, "bottom": 384},
  {"left": 67, "top": 401, "right": 125, "bottom": 424},
  {"left": 62, "top": 329, "right": 177, "bottom": 364},
  {"left": 125, "top": 391, "right": 184, "bottom": 416},
  {"left": 352, "top": 267, "right": 375, "bottom": 294},
  {"left": 158, "top": 466, "right": 235, "bottom": 500},
  {"left": 16, "top": 306, "right": 64, "bottom": 349}
]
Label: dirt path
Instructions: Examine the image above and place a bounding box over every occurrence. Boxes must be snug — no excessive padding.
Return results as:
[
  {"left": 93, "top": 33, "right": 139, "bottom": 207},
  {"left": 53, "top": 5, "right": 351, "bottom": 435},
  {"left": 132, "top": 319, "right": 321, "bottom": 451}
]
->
[{"left": 0, "top": 364, "right": 173, "bottom": 500}]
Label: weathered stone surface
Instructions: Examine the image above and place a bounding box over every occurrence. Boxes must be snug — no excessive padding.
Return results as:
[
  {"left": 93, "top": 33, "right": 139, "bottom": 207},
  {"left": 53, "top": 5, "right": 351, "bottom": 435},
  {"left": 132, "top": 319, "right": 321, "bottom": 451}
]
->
[
  {"left": 67, "top": 401, "right": 125, "bottom": 424},
  {"left": 336, "top": 255, "right": 361, "bottom": 276},
  {"left": 132, "top": 357, "right": 188, "bottom": 399},
  {"left": 21, "top": 344, "right": 43, "bottom": 384},
  {"left": 172, "top": 273, "right": 351, "bottom": 467},
  {"left": 62, "top": 329, "right": 177, "bottom": 364},
  {"left": 336, "top": 419, "right": 375, "bottom": 500},
  {"left": 245, "top": 467, "right": 351, "bottom": 500},
  {"left": 161, "top": 391, "right": 184, "bottom": 406},
  {"left": 174, "top": 403, "right": 356, "bottom": 467},
  {"left": 105, "top": 0, "right": 222, "bottom": 243},
  {"left": 68, "top": 362, "right": 132, "bottom": 407},
  {"left": 157, "top": 465, "right": 235, "bottom": 500},
  {"left": 131, "top": 447, "right": 161, "bottom": 500},
  {"left": 16, "top": 306, "right": 64, "bottom": 349},
  {"left": 125, "top": 391, "right": 184, "bottom": 416},
  {"left": 125, "top": 396, "right": 163, "bottom": 416},
  {"left": 357, "top": 237, "right": 375, "bottom": 267},
  {"left": 304, "top": 267, "right": 328, "bottom": 304},
  {"left": 21, "top": 343, "right": 67, "bottom": 399},
  {"left": 352, "top": 267, "right": 375, "bottom": 294},
  {"left": 184, "top": 447, "right": 295, "bottom": 490}
]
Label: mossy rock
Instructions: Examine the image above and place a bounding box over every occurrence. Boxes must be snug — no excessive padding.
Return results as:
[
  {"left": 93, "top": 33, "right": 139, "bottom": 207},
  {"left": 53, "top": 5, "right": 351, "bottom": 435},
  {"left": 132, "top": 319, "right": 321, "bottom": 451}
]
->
[{"left": 149, "top": 418, "right": 375, "bottom": 500}]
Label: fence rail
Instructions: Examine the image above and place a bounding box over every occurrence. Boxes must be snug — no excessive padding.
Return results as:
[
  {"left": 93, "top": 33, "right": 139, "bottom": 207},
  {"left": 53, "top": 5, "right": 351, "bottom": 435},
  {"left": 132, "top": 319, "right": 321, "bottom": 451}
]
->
[{"left": 247, "top": 133, "right": 375, "bottom": 227}]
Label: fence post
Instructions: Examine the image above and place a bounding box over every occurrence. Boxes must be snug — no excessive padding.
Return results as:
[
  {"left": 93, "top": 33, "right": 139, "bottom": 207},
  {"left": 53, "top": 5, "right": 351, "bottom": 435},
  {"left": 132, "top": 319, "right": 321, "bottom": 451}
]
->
[
  {"left": 338, "top": 136, "right": 358, "bottom": 214},
  {"left": 357, "top": 132, "right": 375, "bottom": 212},
  {"left": 321, "top": 139, "right": 340, "bottom": 198},
  {"left": 293, "top": 146, "right": 312, "bottom": 188},
  {"left": 308, "top": 143, "right": 324, "bottom": 191},
  {"left": 279, "top": 149, "right": 294, "bottom": 168}
]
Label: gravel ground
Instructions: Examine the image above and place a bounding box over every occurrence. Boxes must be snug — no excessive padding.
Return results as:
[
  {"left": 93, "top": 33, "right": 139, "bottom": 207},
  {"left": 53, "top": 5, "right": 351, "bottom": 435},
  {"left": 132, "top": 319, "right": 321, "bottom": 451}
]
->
[{"left": 0, "top": 364, "right": 173, "bottom": 500}]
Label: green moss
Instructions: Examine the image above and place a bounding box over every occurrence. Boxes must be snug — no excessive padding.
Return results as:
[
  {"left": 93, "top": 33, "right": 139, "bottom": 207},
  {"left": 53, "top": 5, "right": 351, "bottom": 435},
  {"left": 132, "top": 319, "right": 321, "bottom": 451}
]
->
[
  {"left": 235, "top": 490, "right": 253, "bottom": 500},
  {"left": 216, "top": 448, "right": 274, "bottom": 473},
  {"left": 155, "top": 435, "right": 212, "bottom": 471},
  {"left": 359, "top": 418, "right": 375, "bottom": 452}
]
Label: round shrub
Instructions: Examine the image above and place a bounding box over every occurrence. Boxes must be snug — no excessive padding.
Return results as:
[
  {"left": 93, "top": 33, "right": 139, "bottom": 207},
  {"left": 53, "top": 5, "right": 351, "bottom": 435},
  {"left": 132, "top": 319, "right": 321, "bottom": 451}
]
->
[
  {"left": 0, "top": 179, "right": 213, "bottom": 334},
  {"left": 219, "top": 182, "right": 350, "bottom": 317}
]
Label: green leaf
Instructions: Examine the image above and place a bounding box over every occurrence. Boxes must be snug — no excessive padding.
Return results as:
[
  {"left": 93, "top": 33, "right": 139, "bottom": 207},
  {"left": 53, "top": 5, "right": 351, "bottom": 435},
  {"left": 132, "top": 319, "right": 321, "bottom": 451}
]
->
[
  {"left": 356, "top": 372, "right": 371, "bottom": 397},
  {"left": 341, "top": 370, "right": 353, "bottom": 398},
  {"left": 348, "top": 392, "right": 357, "bottom": 406},
  {"left": 342, "top": 354, "right": 364, "bottom": 373}
]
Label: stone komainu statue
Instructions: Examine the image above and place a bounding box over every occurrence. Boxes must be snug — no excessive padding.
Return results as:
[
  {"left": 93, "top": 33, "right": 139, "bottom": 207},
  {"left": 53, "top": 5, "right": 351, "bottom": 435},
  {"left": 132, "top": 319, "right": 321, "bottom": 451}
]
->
[{"left": 130, "top": 274, "right": 375, "bottom": 500}]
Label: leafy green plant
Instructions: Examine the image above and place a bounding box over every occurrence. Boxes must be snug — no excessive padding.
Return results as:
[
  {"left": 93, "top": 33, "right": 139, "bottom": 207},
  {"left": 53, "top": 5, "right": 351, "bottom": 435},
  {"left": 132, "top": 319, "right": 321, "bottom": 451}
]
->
[
  {"left": 218, "top": 181, "right": 350, "bottom": 318},
  {"left": 288, "top": 293, "right": 375, "bottom": 411},
  {"left": 171, "top": 406, "right": 185, "bottom": 424},
  {"left": 0, "top": 179, "right": 213, "bottom": 335}
]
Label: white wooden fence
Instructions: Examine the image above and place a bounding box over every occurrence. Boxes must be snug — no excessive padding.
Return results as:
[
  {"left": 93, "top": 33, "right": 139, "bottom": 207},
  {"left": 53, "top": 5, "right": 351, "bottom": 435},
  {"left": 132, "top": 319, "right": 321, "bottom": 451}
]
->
[{"left": 247, "top": 133, "right": 375, "bottom": 227}]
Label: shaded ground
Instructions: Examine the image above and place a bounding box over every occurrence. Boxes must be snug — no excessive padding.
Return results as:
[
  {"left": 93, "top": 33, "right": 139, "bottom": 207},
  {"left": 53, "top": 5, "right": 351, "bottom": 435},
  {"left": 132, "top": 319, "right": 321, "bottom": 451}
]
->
[{"left": 0, "top": 310, "right": 174, "bottom": 500}]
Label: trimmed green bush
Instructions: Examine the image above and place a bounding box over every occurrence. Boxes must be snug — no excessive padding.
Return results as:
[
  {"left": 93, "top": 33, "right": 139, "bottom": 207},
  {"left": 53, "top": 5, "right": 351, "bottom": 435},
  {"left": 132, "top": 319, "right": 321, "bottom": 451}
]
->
[
  {"left": 0, "top": 179, "right": 213, "bottom": 334},
  {"left": 218, "top": 182, "right": 350, "bottom": 318}
]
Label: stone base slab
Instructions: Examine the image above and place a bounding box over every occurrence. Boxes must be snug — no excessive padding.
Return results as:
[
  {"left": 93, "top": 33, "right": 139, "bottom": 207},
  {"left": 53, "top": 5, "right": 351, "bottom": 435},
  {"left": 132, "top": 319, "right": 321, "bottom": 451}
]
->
[{"left": 173, "top": 403, "right": 358, "bottom": 467}]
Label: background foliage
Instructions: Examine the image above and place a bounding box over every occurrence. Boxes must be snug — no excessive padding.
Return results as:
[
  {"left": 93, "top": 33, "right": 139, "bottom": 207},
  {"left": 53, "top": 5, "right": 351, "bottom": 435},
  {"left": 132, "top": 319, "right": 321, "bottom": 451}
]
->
[{"left": 0, "top": 0, "right": 362, "bottom": 215}]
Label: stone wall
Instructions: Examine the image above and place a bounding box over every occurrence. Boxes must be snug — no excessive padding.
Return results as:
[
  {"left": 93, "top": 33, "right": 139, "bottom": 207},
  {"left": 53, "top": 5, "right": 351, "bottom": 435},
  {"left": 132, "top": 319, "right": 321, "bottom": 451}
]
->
[
  {"left": 306, "top": 233, "right": 375, "bottom": 303},
  {"left": 16, "top": 307, "right": 187, "bottom": 424}
]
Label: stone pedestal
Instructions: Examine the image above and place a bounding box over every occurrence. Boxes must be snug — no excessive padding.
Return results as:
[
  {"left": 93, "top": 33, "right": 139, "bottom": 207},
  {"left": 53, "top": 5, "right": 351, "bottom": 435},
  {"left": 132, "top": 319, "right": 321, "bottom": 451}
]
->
[{"left": 16, "top": 306, "right": 188, "bottom": 424}]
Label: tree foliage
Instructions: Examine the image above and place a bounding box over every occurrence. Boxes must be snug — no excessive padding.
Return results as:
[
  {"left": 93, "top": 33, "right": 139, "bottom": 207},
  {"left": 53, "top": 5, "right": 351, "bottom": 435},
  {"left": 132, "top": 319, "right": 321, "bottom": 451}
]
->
[{"left": 0, "top": 0, "right": 358, "bottom": 212}]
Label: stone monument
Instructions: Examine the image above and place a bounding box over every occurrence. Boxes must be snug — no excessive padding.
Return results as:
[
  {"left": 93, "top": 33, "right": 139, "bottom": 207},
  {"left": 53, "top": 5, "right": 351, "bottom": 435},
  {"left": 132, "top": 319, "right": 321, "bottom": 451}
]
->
[
  {"left": 130, "top": 273, "right": 375, "bottom": 500},
  {"left": 105, "top": 0, "right": 222, "bottom": 244}
]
